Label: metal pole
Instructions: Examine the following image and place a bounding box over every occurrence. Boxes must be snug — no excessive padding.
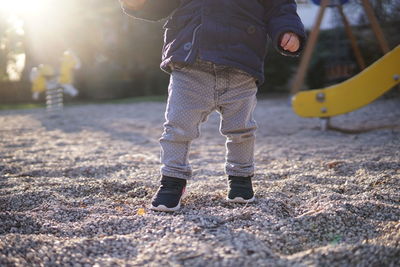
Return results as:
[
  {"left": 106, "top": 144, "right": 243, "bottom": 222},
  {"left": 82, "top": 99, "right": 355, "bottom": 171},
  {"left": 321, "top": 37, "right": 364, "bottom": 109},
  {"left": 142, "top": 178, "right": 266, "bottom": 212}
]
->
[
  {"left": 337, "top": 5, "right": 366, "bottom": 70},
  {"left": 360, "top": 0, "right": 390, "bottom": 54},
  {"left": 290, "top": 0, "right": 330, "bottom": 95},
  {"left": 320, "top": 117, "right": 331, "bottom": 131}
]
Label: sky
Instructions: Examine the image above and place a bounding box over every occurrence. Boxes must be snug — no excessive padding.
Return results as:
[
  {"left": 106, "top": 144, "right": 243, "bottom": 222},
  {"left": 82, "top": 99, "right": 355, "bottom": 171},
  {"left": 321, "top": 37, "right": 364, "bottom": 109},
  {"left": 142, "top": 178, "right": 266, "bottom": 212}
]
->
[{"left": 297, "top": 3, "right": 335, "bottom": 29}]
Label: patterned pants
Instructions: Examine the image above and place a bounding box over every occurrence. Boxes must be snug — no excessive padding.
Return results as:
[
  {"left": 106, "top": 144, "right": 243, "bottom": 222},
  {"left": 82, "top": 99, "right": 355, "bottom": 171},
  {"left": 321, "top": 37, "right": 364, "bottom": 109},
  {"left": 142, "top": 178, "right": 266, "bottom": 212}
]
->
[{"left": 160, "top": 59, "right": 258, "bottom": 179}]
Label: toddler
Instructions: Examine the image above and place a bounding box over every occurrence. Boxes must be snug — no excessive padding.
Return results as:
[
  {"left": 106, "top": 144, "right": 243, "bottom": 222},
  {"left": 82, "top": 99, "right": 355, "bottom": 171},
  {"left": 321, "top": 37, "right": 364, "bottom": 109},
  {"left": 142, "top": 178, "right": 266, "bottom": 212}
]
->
[{"left": 120, "top": 0, "right": 305, "bottom": 211}]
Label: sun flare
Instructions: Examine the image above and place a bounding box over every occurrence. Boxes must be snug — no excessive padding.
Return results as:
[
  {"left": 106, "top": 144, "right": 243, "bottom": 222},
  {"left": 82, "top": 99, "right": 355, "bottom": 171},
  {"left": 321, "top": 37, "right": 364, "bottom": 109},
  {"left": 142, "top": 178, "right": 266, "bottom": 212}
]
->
[{"left": 0, "top": 0, "right": 49, "bottom": 15}]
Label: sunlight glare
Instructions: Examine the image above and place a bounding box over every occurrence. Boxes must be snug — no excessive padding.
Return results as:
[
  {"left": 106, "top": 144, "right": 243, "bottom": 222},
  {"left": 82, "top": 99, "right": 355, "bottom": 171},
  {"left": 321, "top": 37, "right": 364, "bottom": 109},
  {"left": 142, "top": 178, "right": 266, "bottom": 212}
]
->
[{"left": 0, "top": 0, "right": 48, "bottom": 15}]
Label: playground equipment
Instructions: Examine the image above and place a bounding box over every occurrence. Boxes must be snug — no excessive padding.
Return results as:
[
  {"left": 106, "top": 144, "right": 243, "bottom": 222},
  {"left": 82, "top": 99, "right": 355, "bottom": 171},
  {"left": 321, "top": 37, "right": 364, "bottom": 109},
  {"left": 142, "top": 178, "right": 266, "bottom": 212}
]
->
[
  {"left": 30, "top": 64, "right": 64, "bottom": 115},
  {"left": 30, "top": 50, "right": 81, "bottom": 116},
  {"left": 30, "top": 64, "right": 54, "bottom": 101},
  {"left": 58, "top": 50, "right": 81, "bottom": 97},
  {"left": 291, "top": 0, "right": 399, "bottom": 130},
  {"left": 293, "top": 46, "right": 400, "bottom": 116}
]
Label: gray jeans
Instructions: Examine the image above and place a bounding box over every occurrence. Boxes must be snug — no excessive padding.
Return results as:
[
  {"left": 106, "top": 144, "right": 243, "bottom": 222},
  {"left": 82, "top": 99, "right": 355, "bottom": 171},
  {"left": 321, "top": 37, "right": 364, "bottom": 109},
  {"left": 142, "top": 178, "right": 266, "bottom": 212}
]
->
[{"left": 160, "top": 59, "right": 258, "bottom": 179}]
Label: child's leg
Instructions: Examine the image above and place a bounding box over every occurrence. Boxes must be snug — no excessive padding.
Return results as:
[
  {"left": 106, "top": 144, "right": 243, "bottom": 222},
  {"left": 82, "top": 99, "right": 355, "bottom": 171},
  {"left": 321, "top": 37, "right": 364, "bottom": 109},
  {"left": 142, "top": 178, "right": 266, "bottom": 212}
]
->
[
  {"left": 217, "top": 69, "right": 258, "bottom": 177},
  {"left": 159, "top": 64, "right": 215, "bottom": 179},
  {"left": 152, "top": 63, "right": 216, "bottom": 211}
]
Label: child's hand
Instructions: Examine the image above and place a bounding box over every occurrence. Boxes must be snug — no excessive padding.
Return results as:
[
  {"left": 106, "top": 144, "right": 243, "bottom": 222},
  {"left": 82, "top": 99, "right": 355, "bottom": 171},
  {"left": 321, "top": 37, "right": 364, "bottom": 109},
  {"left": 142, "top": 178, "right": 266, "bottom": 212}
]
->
[
  {"left": 120, "top": 0, "right": 147, "bottom": 10},
  {"left": 280, "top": 32, "right": 300, "bottom": 53}
]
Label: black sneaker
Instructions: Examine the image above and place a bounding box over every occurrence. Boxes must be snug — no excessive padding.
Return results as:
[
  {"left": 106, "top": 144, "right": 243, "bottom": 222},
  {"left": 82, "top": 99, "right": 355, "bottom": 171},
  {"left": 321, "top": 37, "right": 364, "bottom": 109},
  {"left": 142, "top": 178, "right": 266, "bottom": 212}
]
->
[
  {"left": 150, "top": 176, "right": 186, "bottom": 212},
  {"left": 227, "top": 175, "right": 255, "bottom": 203}
]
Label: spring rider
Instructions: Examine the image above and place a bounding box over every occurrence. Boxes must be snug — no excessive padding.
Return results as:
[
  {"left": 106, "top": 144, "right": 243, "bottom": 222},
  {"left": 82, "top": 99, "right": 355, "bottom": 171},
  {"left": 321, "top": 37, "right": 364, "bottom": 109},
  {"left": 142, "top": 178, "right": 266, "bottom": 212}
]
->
[{"left": 30, "top": 50, "right": 81, "bottom": 116}]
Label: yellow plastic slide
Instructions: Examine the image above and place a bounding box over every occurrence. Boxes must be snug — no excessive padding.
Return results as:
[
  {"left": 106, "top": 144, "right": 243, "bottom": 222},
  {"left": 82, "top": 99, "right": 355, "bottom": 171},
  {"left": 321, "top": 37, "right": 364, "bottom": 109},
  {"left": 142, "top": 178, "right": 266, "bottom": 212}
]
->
[{"left": 292, "top": 45, "right": 400, "bottom": 118}]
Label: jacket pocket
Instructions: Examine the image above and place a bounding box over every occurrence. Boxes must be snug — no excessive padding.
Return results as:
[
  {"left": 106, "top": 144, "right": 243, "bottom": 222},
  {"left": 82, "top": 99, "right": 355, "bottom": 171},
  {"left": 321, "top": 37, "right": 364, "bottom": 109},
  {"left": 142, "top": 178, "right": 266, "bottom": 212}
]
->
[{"left": 162, "top": 16, "right": 193, "bottom": 59}]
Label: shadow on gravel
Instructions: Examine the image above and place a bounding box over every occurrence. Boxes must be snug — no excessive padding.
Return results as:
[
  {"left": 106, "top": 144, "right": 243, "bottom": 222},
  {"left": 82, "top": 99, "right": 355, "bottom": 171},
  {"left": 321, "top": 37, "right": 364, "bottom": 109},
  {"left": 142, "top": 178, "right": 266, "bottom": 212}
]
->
[
  {"left": 66, "top": 236, "right": 138, "bottom": 260},
  {"left": 14, "top": 164, "right": 133, "bottom": 179},
  {"left": 261, "top": 171, "right": 291, "bottom": 181},
  {"left": 326, "top": 161, "right": 400, "bottom": 177},
  {"left": 172, "top": 191, "right": 398, "bottom": 258},
  {"left": 258, "top": 198, "right": 295, "bottom": 218},
  {"left": 0, "top": 235, "right": 138, "bottom": 265},
  {"left": 0, "top": 165, "right": 22, "bottom": 176},
  {"left": 288, "top": 244, "right": 400, "bottom": 266},
  {"left": 0, "top": 212, "right": 42, "bottom": 235},
  {"left": 50, "top": 208, "right": 91, "bottom": 223},
  {"left": 54, "top": 180, "right": 151, "bottom": 199},
  {"left": 0, "top": 180, "right": 17, "bottom": 189},
  {"left": 281, "top": 183, "right": 314, "bottom": 195},
  {"left": 36, "top": 114, "right": 155, "bottom": 145},
  {"left": 297, "top": 175, "right": 347, "bottom": 185},
  {"left": 342, "top": 202, "right": 400, "bottom": 222},
  {"left": 147, "top": 204, "right": 399, "bottom": 266},
  {"left": 277, "top": 203, "right": 398, "bottom": 255},
  {"left": 0, "top": 191, "right": 50, "bottom": 212},
  {"left": 361, "top": 161, "right": 400, "bottom": 172},
  {"left": 34, "top": 215, "right": 150, "bottom": 238}
]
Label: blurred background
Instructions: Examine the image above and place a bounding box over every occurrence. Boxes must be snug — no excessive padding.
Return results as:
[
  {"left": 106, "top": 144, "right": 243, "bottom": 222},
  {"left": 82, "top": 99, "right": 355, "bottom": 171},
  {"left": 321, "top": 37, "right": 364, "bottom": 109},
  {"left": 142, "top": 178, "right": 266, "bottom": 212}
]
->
[{"left": 0, "top": 0, "right": 399, "bottom": 104}]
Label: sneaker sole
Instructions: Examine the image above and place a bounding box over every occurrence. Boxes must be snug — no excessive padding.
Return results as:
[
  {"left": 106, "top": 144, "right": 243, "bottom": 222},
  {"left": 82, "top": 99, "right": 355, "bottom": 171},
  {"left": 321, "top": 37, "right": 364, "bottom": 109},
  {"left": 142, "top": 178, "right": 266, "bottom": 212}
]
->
[
  {"left": 226, "top": 196, "right": 255, "bottom": 203},
  {"left": 149, "top": 189, "right": 186, "bottom": 212},
  {"left": 149, "top": 203, "right": 181, "bottom": 212}
]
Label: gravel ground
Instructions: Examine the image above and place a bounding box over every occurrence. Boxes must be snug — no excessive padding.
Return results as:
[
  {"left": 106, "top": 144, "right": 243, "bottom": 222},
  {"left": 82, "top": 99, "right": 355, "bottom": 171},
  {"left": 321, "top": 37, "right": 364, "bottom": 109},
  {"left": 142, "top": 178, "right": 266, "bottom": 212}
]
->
[{"left": 1, "top": 95, "right": 399, "bottom": 266}]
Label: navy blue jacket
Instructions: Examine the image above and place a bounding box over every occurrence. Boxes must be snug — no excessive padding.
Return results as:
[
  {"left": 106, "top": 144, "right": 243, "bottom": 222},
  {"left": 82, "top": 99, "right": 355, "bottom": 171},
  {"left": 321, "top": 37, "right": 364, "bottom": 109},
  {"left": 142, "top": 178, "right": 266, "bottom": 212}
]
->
[{"left": 121, "top": 0, "right": 305, "bottom": 85}]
